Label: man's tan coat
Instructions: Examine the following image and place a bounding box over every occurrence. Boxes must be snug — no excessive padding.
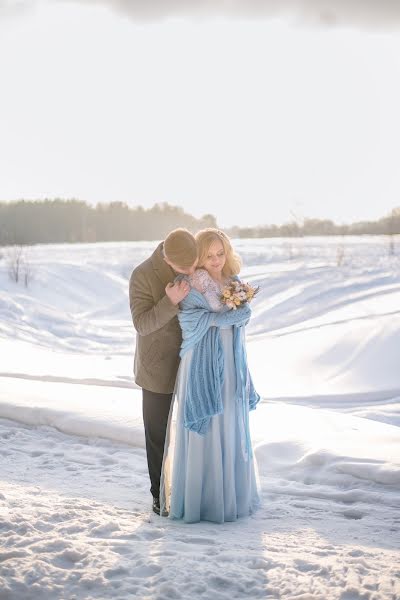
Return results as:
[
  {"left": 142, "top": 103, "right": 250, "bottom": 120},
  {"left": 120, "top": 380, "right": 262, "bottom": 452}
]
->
[{"left": 129, "top": 242, "right": 182, "bottom": 394}]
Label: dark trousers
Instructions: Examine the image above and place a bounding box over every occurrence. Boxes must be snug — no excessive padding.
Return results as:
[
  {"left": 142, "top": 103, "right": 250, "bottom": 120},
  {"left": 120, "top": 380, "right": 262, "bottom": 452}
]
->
[{"left": 142, "top": 388, "right": 173, "bottom": 499}]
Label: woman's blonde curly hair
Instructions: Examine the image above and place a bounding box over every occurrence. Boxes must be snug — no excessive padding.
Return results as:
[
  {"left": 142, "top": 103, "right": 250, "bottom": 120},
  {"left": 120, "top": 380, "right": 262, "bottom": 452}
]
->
[{"left": 195, "top": 228, "right": 241, "bottom": 277}]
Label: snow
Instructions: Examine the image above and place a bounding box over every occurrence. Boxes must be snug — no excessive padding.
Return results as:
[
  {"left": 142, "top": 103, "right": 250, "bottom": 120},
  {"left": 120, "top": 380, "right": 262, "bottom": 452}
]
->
[{"left": 0, "top": 236, "right": 399, "bottom": 599}]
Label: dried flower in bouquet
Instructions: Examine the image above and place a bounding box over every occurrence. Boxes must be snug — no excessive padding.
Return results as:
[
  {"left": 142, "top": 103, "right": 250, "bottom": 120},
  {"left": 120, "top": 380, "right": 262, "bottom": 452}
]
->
[{"left": 220, "top": 279, "right": 259, "bottom": 310}]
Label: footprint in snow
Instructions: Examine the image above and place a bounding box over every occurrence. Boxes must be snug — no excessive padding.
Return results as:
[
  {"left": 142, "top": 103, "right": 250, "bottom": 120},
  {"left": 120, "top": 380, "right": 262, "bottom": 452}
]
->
[
  {"left": 177, "top": 536, "right": 215, "bottom": 545},
  {"left": 130, "top": 564, "right": 162, "bottom": 578},
  {"left": 139, "top": 529, "right": 164, "bottom": 541},
  {"left": 342, "top": 509, "right": 364, "bottom": 520}
]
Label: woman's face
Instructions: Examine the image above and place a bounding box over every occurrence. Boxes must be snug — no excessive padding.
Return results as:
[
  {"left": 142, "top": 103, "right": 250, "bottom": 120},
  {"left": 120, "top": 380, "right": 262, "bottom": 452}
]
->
[{"left": 202, "top": 239, "right": 226, "bottom": 277}]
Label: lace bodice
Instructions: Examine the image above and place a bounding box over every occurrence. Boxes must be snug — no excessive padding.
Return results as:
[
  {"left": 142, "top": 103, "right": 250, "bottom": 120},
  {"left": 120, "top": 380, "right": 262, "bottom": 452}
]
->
[{"left": 189, "top": 268, "right": 229, "bottom": 312}]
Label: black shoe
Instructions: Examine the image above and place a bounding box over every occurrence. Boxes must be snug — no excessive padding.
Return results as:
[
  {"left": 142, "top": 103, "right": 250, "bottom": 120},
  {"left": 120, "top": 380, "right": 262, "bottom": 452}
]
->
[{"left": 152, "top": 496, "right": 169, "bottom": 517}]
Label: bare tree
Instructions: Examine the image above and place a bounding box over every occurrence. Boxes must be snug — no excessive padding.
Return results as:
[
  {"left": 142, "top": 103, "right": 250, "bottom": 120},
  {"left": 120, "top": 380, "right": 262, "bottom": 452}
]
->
[
  {"left": 8, "top": 245, "right": 24, "bottom": 283},
  {"left": 23, "top": 254, "right": 32, "bottom": 287},
  {"left": 7, "top": 245, "right": 32, "bottom": 286},
  {"left": 387, "top": 207, "right": 400, "bottom": 255},
  {"left": 336, "top": 241, "right": 345, "bottom": 266}
]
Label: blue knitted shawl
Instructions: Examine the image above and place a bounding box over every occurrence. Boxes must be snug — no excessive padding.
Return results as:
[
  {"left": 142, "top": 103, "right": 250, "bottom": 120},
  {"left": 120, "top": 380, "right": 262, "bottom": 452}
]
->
[{"left": 177, "top": 278, "right": 260, "bottom": 460}]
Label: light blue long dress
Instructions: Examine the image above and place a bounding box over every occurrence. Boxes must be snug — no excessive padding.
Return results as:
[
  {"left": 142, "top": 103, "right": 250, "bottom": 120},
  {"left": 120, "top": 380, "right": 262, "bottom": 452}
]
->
[{"left": 160, "top": 269, "right": 261, "bottom": 524}]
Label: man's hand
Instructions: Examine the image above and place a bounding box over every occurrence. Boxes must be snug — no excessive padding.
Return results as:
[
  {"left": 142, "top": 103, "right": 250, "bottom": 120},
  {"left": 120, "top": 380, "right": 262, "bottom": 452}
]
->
[{"left": 165, "top": 280, "right": 190, "bottom": 306}]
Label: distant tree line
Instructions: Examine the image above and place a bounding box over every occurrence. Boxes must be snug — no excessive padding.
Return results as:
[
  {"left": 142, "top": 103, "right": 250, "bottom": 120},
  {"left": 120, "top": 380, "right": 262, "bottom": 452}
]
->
[
  {"left": 226, "top": 208, "right": 400, "bottom": 239},
  {"left": 1, "top": 199, "right": 400, "bottom": 245},
  {"left": 0, "top": 199, "right": 217, "bottom": 245}
]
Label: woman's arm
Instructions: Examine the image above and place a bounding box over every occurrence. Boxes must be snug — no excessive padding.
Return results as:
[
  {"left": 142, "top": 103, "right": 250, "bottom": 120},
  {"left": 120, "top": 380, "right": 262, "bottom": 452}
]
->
[{"left": 189, "top": 269, "right": 209, "bottom": 294}]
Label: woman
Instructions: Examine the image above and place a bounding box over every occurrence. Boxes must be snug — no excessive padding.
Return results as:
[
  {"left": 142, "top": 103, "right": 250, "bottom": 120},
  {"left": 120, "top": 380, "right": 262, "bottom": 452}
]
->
[{"left": 160, "top": 228, "right": 261, "bottom": 523}]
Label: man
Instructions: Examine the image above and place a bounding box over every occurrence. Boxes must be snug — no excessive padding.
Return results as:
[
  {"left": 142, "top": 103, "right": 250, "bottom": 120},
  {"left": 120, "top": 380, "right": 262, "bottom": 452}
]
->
[{"left": 129, "top": 228, "right": 198, "bottom": 515}]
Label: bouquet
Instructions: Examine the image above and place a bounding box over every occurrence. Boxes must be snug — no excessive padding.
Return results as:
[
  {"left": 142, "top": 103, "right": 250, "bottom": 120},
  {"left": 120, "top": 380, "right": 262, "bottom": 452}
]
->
[{"left": 220, "top": 279, "right": 259, "bottom": 310}]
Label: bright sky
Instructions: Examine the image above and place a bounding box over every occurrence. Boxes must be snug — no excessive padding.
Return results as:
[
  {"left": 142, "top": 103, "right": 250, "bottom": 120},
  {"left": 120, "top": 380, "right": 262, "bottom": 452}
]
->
[{"left": 1, "top": 2, "right": 400, "bottom": 227}]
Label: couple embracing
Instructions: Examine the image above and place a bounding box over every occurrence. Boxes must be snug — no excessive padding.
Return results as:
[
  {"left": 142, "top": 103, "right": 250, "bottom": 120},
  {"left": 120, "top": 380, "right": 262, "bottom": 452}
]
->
[{"left": 129, "top": 228, "right": 261, "bottom": 524}]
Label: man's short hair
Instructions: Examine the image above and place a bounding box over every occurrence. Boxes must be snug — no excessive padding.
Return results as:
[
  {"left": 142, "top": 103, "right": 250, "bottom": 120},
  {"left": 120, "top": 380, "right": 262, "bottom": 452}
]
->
[{"left": 164, "top": 228, "right": 198, "bottom": 268}]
